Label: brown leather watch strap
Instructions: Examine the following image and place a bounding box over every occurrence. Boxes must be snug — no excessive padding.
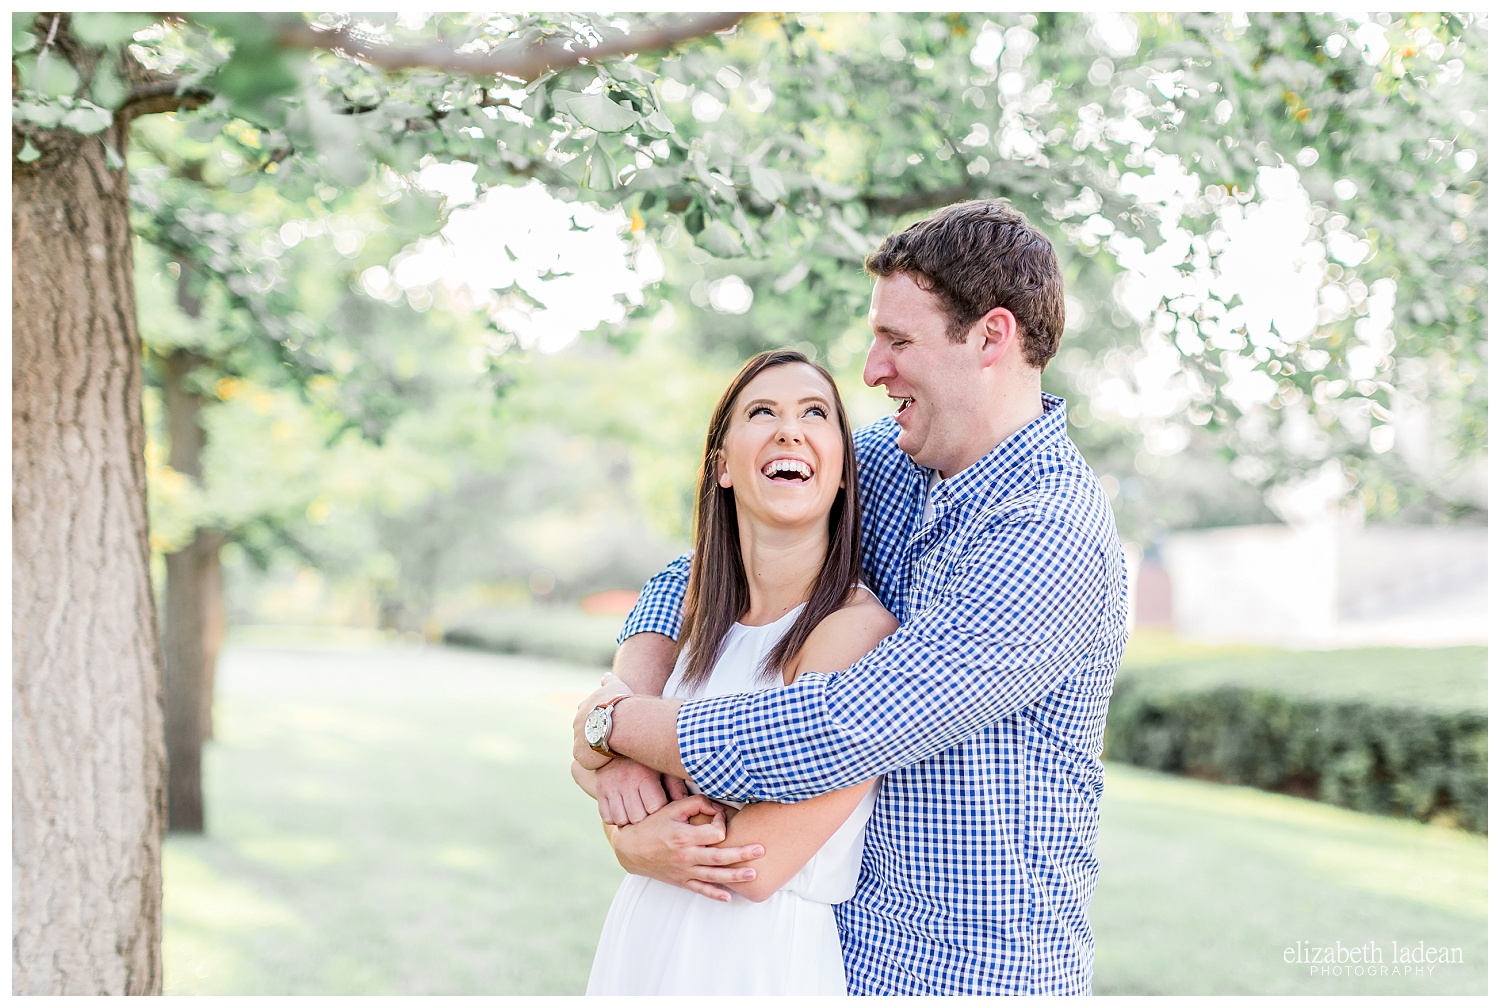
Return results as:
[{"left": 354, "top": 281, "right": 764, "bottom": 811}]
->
[{"left": 590, "top": 693, "right": 631, "bottom": 756}]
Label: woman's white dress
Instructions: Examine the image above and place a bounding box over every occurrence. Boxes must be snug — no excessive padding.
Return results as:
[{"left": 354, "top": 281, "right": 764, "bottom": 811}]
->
[{"left": 587, "top": 604, "right": 876, "bottom": 995}]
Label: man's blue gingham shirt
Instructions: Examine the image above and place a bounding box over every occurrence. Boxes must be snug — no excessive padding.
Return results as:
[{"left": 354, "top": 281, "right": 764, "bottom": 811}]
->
[{"left": 618, "top": 394, "right": 1129, "bottom": 995}]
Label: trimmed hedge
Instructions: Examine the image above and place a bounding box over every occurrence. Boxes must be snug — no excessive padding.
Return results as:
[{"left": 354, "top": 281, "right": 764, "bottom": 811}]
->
[
  {"left": 1105, "top": 646, "right": 1487, "bottom": 832},
  {"left": 443, "top": 606, "right": 623, "bottom": 668}
]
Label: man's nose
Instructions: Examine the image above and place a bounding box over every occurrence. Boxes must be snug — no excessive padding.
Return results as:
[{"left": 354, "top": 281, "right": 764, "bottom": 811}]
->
[{"left": 863, "top": 341, "right": 890, "bottom": 388}]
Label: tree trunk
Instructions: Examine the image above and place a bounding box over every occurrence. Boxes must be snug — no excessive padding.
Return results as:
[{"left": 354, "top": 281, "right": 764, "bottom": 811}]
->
[
  {"left": 160, "top": 349, "right": 225, "bottom": 832},
  {"left": 202, "top": 549, "right": 224, "bottom": 742},
  {"left": 12, "top": 112, "right": 165, "bottom": 993}
]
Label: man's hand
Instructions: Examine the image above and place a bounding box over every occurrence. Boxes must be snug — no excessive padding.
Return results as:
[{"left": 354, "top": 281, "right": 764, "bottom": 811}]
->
[
  {"left": 609, "top": 794, "right": 765, "bottom": 903},
  {"left": 572, "top": 674, "right": 633, "bottom": 770},
  {"left": 593, "top": 758, "right": 672, "bottom": 825}
]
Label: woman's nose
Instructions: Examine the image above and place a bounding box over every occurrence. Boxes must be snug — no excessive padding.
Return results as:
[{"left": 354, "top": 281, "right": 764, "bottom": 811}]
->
[{"left": 776, "top": 417, "right": 803, "bottom": 443}]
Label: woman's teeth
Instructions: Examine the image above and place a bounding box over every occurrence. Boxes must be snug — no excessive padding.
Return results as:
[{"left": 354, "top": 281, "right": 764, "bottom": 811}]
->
[{"left": 761, "top": 458, "right": 812, "bottom": 480}]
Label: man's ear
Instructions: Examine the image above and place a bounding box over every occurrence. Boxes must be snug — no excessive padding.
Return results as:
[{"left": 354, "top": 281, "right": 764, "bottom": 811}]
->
[{"left": 975, "top": 306, "right": 1020, "bottom": 367}]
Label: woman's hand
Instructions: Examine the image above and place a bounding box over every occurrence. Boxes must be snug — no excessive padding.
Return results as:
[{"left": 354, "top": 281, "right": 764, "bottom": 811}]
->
[{"left": 608, "top": 794, "right": 765, "bottom": 903}]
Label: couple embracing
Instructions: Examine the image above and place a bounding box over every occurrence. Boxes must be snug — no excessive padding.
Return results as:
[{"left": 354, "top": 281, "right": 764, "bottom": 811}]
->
[{"left": 571, "top": 200, "right": 1129, "bottom": 996}]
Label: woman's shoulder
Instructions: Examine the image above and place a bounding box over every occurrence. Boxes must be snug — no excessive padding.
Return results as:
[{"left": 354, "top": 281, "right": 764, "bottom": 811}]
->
[
  {"left": 830, "top": 585, "right": 898, "bottom": 636},
  {"left": 787, "top": 587, "right": 897, "bottom": 681}
]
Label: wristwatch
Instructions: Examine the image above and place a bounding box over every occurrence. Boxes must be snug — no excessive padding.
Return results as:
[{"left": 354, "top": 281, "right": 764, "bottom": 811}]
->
[{"left": 583, "top": 693, "right": 631, "bottom": 758}]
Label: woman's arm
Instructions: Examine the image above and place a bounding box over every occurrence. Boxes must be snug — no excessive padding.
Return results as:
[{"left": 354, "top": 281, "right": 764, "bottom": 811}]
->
[{"left": 711, "top": 594, "right": 898, "bottom": 902}]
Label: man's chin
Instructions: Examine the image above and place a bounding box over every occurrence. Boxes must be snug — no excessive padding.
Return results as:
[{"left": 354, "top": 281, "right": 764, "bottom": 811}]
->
[{"left": 894, "top": 430, "right": 922, "bottom": 462}]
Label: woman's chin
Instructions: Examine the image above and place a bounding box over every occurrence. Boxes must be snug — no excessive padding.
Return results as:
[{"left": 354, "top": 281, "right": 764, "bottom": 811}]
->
[{"left": 743, "top": 501, "right": 833, "bottom": 534}]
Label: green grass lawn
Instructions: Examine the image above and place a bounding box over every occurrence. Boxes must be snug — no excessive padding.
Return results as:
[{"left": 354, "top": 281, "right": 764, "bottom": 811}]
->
[
  {"left": 164, "top": 635, "right": 1486, "bottom": 995},
  {"left": 1118, "top": 629, "right": 1487, "bottom": 713}
]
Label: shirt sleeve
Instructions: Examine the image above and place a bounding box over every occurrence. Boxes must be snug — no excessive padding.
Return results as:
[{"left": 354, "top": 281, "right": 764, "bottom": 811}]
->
[
  {"left": 677, "top": 510, "right": 1116, "bottom": 803},
  {"left": 616, "top": 553, "right": 691, "bottom": 645}
]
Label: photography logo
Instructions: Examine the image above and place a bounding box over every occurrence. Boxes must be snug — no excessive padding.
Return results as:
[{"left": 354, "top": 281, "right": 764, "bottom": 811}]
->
[{"left": 1285, "top": 939, "right": 1465, "bottom": 979}]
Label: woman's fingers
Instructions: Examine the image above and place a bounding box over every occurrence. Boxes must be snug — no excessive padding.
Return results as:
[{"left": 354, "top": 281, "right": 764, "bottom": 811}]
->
[{"left": 682, "top": 880, "right": 732, "bottom": 902}]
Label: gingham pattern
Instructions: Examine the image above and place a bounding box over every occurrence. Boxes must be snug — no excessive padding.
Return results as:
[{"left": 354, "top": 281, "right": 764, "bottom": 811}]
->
[{"left": 618, "top": 394, "right": 1130, "bottom": 995}]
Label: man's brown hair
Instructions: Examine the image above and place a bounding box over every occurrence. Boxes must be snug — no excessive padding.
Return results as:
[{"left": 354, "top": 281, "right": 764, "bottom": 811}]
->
[{"left": 864, "top": 199, "right": 1066, "bottom": 368}]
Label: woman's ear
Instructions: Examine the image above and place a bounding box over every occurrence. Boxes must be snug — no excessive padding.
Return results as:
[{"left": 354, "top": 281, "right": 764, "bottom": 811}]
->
[{"left": 716, "top": 453, "right": 731, "bottom": 488}]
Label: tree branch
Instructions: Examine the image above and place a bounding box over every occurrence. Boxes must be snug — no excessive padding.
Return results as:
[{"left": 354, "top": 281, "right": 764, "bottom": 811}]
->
[
  {"left": 120, "top": 76, "right": 213, "bottom": 118},
  {"left": 270, "top": 12, "right": 748, "bottom": 82},
  {"left": 860, "top": 182, "right": 983, "bottom": 217}
]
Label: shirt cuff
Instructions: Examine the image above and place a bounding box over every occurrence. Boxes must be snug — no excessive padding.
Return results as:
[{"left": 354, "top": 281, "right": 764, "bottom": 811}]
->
[{"left": 676, "top": 692, "right": 758, "bottom": 803}]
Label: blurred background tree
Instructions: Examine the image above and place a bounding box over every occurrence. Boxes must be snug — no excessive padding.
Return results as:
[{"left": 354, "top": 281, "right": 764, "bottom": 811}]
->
[{"left": 11, "top": 9, "right": 1484, "bottom": 995}]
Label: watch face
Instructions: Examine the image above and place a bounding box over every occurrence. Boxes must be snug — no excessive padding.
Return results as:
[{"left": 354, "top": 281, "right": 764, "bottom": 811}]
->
[{"left": 584, "top": 707, "right": 609, "bottom": 746}]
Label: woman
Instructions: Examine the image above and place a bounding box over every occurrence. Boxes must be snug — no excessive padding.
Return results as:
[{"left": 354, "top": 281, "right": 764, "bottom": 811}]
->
[{"left": 573, "top": 349, "right": 896, "bottom": 995}]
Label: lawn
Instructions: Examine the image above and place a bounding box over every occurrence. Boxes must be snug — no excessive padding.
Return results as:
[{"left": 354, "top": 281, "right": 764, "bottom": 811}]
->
[
  {"left": 163, "top": 635, "right": 1486, "bottom": 995},
  {"left": 1117, "top": 629, "right": 1487, "bottom": 713}
]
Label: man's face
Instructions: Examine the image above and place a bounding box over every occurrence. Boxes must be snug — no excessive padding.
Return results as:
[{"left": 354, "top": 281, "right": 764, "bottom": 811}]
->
[{"left": 862, "top": 272, "right": 988, "bottom": 478}]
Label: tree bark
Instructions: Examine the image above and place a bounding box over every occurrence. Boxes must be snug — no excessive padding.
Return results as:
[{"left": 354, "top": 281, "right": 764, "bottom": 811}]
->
[
  {"left": 12, "top": 111, "right": 165, "bottom": 992},
  {"left": 160, "top": 349, "right": 225, "bottom": 832},
  {"left": 201, "top": 548, "right": 223, "bottom": 742},
  {"left": 161, "top": 529, "right": 224, "bottom": 829}
]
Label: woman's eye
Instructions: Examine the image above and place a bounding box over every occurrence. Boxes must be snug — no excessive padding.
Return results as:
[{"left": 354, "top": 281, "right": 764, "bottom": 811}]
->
[
  {"left": 805, "top": 406, "right": 828, "bottom": 418},
  {"left": 750, "top": 405, "right": 773, "bottom": 417}
]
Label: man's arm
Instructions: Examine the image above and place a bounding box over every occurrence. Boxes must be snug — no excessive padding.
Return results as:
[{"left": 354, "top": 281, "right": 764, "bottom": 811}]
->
[
  {"left": 585, "top": 633, "right": 688, "bottom": 824},
  {"left": 672, "top": 513, "right": 1124, "bottom": 803},
  {"left": 575, "top": 557, "right": 691, "bottom": 823},
  {"left": 574, "top": 686, "right": 687, "bottom": 778}
]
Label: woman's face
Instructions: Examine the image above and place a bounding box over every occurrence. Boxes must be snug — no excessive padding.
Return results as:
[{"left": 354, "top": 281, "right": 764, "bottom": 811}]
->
[{"left": 716, "top": 363, "right": 845, "bottom": 533}]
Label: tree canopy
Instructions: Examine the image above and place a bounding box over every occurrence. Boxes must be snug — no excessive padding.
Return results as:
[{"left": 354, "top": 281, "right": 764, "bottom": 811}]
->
[{"left": 9, "top": 11, "right": 1488, "bottom": 991}]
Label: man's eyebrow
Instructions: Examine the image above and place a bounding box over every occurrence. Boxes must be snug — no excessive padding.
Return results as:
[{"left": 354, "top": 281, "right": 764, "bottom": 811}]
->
[{"left": 871, "top": 323, "right": 914, "bottom": 338}]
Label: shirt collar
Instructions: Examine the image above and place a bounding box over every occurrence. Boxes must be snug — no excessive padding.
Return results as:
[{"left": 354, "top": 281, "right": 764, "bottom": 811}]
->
[{"left": 917, "top": 393, "right": 1067, "bottom": 503}]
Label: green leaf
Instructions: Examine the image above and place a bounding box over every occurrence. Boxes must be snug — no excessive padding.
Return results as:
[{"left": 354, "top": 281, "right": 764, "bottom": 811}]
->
[
  {"left": 562, "top": 92, "right": 640, "bottom": 133},
  {"left": 191, "top": 12, "right": 277, "bottom": 49},
  {"left": 13, "top": 28, "right": 35, "bottom": 53},
  {"left": 643, "top": 108, "right": 675, "bottom": 134},
  {"left": 102, "top": 141, "right": 124, "bottom": 170},
  {"left": 583, "top": 146, "right": 618, "bottom": 190},
  {"left": 183, "top": 114, "right": 225, "bottom": 143},
  {"left": 606, "top": 61, "right": 656, "bottom": 85},
  {"left": 383, "top": 190, "right": 446, "bottom": 232},
  {"left": 13, "top": 100, "right": 60, "bottom": 128},
  {"left": 87, "top": 56, "right": 127, "bottom": 109},
  {"left": 28, "top": 53, "right": 81, "bottom": 98},
  {"left": 748, "top": 164, "right": 787, "bottom": 202},
  {"left": 731, "top": 204, "right": 765, "bottom": 257},
  {"left": 522, "top": 85, "right": 550, "bottom": 122},
  {"left": 17, "top": 138, "right": 41, "bottom": 163},
  {"left": 70, "top": 12, "right": 156, "bottom": 46},
  {"left": 558, "top": 150, "right": 589, "bottom": 185},
  {"left": 213, "top": 49, "right": 299, "bottom": 107},
  {"left": 60, "top": 103, "right": 112, "bottom": 135},
  {"left": 320, "top": 144, "right": 372, "bottom": 189},
  {"left": 697, "top": 219, "right": 746, "bottom": 258},
  {"left": 275, "top": 170, "right": 316, "bottom": 203}
]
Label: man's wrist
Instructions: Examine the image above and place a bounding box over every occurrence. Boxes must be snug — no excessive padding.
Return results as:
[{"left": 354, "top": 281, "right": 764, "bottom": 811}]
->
[
  {"left": 606, "top": 694, "right": 637, "bottom": 759},
  {"left": 585, "top": 692, "right": 632, "bottom": 757}
]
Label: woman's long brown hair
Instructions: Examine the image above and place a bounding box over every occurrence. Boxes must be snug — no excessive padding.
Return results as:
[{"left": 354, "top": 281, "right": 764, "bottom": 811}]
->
[{"left": 676, "top": 349, "right": 864, "bottom": 689}]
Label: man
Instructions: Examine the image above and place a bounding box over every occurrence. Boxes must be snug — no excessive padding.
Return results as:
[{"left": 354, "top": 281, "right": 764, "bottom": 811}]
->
[{"left": 573, "top": 199, "right": 1129, "bottom": 995}]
